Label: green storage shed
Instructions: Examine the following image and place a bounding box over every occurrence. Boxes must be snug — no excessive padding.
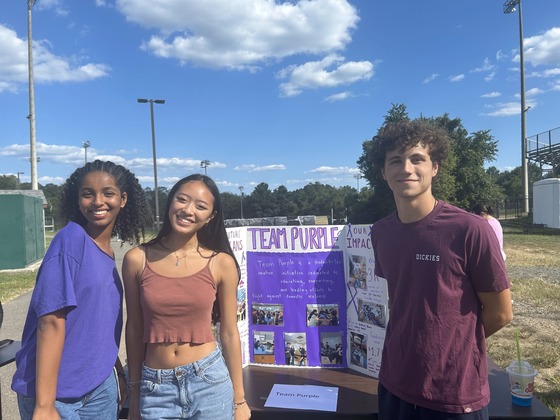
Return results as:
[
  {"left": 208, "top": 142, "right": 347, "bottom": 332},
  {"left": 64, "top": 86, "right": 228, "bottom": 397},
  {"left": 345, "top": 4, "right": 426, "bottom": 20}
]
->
[{"left": 0, "top": 191, "right": 47, "bottom": 269}]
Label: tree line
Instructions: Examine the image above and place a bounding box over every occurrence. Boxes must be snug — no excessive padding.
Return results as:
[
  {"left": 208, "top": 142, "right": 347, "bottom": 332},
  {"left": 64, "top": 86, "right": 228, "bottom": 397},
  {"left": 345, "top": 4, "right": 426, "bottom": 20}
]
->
[{"left": 1, "top": 104, "right": 554, "bottom": 228}]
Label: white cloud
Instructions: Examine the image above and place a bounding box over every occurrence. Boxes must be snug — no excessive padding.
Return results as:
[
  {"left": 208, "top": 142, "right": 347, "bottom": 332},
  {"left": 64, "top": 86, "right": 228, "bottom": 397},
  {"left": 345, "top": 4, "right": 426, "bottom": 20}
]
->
[
  {"left": 277, "top": 54, "right": 373, "bottom": 97},
  {"left": 496, "top": 50, "right": 507, "bottom": 61},
  {"left": 35, "top": 0, "right": 69, "bottom": 16},
  {"left": 484, "top": 71, "right": 496, "bottom": 82},
  {"left": 422, "top": 73, "right": 438, "bottom": 84},
  {"left": 527, "top": 67, "right": 560, "bottom": 78},
  {"left": 324, "top": 91, "right": 354, "bottom": 102},
  {"left": 0, "top": 142, "right": 226, "bottom": 178},
  {"left": 481, "top": 91, "right": 501, "bottom": 98},
  {"left": 308, "top": 166, "right": 359, "bottom": 175},
  {"left": 39, "top": 175, "right": 66, "bottom": 185},
  {"left": 118, "top": 0, "right": 360, "bottom": 70},
  {"left": 523, "top": 27, "right": 560, "bottom": 67},
  {"left": 482, "top": 100, "right": 537, "bottom": 117},
  {"left": 483, "top": 102, "right": 520, "bottom": 117},
  {"left": 472, "top": 57, "right": 495, "bottom": 73},
  {"left": 525, "top": 87, "right": 544, "bottom": 97},
  {"left": 0, "top": 24, "right": 109, "bottom": 93},
  {"left": 448, "top": 74, "right": 465, "bottom": 82},
  {"left": 234, "top": 164, "right": 286, "bottom": 172}
]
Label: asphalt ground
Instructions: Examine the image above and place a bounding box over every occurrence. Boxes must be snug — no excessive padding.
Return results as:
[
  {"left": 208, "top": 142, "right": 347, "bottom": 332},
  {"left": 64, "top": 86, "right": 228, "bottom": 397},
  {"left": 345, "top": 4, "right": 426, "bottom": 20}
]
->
[{"left": 0, "top": 239, "right": 132, "bottom": 420}]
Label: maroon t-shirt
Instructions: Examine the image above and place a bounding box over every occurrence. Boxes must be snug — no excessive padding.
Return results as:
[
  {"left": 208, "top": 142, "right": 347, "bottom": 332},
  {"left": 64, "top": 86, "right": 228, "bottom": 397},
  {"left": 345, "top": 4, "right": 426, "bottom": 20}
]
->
[{"left": 372, "top": 201, "right": 509, "bottom": 413}]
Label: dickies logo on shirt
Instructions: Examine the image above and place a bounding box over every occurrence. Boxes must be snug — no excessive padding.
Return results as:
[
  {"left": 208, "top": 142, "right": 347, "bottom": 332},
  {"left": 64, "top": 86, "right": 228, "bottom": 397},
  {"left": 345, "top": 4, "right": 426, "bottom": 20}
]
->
[{"left": 416, "top": 253, "right": 440, "bottom": 262}]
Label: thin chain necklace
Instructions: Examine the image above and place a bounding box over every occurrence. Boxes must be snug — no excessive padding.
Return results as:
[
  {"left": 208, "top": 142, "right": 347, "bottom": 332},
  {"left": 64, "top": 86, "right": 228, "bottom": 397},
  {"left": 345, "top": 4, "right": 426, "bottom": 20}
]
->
[{"left": 173, "top": 250, "right": 188, "bottom": 266}]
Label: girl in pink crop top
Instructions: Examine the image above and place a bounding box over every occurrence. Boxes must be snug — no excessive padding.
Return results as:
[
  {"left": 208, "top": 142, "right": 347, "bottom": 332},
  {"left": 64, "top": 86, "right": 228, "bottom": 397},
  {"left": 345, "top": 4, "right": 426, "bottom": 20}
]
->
[
  {"left": 123, "top": 175, "right": 251, "bottom": 420},
  {"left": 139, "top": 255, "right": 217, "bottom": 344}
]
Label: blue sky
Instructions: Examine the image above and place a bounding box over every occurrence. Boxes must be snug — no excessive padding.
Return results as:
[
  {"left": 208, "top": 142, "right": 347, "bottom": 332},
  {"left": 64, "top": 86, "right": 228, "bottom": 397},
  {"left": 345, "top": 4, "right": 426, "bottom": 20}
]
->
[{"left": 1, "top": 0, "right": 559, "bottom": 194}]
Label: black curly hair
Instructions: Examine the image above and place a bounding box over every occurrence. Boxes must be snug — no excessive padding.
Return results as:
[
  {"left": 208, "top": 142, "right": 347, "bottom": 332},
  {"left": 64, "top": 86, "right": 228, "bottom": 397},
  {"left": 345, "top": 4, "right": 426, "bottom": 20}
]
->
[
  {"left": 371, "top": 119, "right": 450, "bottom": 170},
  {"left": 59, "top": 160, "right": 151, "bottom": 244}
]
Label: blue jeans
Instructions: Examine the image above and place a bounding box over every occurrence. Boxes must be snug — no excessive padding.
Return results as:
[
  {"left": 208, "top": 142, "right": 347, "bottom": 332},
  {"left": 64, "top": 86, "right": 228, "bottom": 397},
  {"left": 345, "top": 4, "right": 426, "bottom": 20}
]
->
[
  {"left": 140, "top": 345, "right": 234, "bottom": 419},
  {"left": 17, "top": 370, "right": 118, "bottom": 420}
]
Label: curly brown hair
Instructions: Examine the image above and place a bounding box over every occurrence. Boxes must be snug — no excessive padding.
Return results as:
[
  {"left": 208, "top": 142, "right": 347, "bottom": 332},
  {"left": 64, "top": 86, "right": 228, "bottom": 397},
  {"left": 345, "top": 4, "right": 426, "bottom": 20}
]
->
[
  {"left": 371, "top": 119, "right": 450, "bottom": 170},
  {"left": 59, "top": 160, "right": 151, "bottom": 244}
]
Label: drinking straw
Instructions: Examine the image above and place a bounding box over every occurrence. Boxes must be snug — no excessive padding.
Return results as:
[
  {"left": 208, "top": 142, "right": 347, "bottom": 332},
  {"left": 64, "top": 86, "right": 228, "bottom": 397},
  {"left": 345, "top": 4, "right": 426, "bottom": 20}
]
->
[{"left": 515, "top": 330, "right": 522, "bottom": 369}]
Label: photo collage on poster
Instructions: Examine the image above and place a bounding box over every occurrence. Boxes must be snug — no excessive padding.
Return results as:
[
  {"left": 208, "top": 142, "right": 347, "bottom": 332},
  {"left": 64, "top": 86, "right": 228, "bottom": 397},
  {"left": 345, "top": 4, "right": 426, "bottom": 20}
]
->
[
  {"left": 344, "top": 224, "right": 388, "bottom": 376},
  {"left": 247, "top": 246, "right": 346, "bottom": 367}
]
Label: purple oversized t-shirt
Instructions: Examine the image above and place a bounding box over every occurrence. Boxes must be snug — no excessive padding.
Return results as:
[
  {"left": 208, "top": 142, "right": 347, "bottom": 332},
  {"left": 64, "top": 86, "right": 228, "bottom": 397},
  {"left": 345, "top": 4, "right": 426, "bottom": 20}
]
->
[
  {"left": 372, "top": 201, "right": 509, "bottom": 414},
  {"left": 12, "top": 222, "right": 123, "bottom": 398}
]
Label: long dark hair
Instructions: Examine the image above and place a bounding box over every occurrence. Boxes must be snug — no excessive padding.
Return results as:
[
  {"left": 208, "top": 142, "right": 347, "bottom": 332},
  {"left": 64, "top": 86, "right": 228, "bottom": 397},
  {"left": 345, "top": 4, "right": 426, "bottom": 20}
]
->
[
  {"left": 473, "top": 203, "right": 494, "bottom": 216},
  {"left": 145, "top": 174, "right": 240, "bottom": 322},
  {"left": 59, "top": 160, "right": 150, "bottom": 244}
]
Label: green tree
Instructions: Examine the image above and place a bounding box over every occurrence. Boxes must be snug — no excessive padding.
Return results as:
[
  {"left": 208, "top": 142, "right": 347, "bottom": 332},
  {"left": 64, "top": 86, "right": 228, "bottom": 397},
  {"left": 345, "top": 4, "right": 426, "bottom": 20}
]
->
[
  {"left": 221, "top": 192, "right": 242, "bottom": 220},
  {"left": 144, "top": 186, "right": 168, "bottom": 226},
  {"left": 42, "top": 183, "right": 62, "bottom": 224},
  {"left": 0, "top": 175, "right": 18, "bottom": 189},
  {"left": 291, "top": 183, "right": 332, "bottom": 217},
  {"left": 430, "top": 115, "right": 501, "bottom": 209},
  {"left": 383, "top": 103, "right": 409, "bottom": 125},
  {"left": 271, "top": 185, "right": 299, "bottom": 217},
  {"left": 245, "top": 183, "right": 275, "bottom": 218},
  {"left": 357, "top": 104, "right": 505, "bottom": 223}
]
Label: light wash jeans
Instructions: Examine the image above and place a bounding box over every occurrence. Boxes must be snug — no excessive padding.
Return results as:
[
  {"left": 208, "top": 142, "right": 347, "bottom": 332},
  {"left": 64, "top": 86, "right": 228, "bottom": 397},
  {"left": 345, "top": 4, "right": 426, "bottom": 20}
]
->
[
  {"left": 140, "top": 345, "right": 234, "bottom": 419},
  {"left": 17, "top": 370, "right": 118, "bottom": 420}
]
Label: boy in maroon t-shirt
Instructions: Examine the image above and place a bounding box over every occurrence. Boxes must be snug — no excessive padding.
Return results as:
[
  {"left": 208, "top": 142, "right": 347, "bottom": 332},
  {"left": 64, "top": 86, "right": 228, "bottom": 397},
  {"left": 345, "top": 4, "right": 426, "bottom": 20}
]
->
[{"left": 370, "top": 119, "right": 513, "bottom": 419}]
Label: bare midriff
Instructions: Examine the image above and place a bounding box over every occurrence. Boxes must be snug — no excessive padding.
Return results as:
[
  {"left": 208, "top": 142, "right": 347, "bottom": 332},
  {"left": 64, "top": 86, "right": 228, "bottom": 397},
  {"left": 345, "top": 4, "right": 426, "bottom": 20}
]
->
[{"left": 144, "top": 341, "right": 217, "bottom": 369}]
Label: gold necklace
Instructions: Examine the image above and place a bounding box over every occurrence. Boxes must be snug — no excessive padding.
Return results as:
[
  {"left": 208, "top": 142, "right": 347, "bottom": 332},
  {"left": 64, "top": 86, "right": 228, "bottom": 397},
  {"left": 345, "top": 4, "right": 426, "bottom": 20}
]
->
[{"left": 173, "top": 250, "right": 188, "bottom": 266}]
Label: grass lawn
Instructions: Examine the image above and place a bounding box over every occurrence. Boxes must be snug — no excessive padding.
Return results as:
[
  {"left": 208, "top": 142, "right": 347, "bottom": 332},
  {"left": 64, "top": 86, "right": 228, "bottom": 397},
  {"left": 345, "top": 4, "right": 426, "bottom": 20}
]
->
[{"left": 487, "top": 219, "right": 560, "bottom": 417}]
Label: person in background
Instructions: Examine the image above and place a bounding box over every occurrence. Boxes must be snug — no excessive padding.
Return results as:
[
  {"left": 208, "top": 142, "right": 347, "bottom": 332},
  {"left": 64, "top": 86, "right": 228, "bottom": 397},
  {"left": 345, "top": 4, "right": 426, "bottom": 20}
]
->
[
  {"left": 473, "top": 203, "right": 506, "bottom": 260},
  {"left": 370, "top": 119, "right": 513, "bottom": 420},
  {"left": 12, "top": 160, "right": 149, "bottom": 419},
  {"left": 123, "top": 174, "right": 250, "bottom": 420}
]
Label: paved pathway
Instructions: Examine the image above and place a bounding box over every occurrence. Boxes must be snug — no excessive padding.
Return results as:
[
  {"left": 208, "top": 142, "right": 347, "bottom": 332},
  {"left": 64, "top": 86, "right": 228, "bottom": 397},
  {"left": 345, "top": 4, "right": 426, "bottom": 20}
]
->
[{"left": 1, "top": 239, "right": 132, "bottom": 420}]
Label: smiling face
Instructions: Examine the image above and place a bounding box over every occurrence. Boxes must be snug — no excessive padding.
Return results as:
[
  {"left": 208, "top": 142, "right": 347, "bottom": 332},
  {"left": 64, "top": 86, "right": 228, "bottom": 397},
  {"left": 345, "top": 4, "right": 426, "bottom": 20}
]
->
[
  {"left": 78, "top": 171, "right": 127, "bottom": 232},
  {"left": 382, "top": 142, "right": 438, "bottom": 202},
  {"left": 169, "top": 180, "right": 216, "bottom": 235}
]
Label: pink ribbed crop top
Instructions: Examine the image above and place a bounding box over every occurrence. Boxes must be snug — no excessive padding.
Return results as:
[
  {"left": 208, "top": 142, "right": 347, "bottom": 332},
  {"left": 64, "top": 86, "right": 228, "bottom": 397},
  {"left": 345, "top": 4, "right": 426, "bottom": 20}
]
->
[{"left": 139, "top": 259, "right": 217, "bottom": 344}]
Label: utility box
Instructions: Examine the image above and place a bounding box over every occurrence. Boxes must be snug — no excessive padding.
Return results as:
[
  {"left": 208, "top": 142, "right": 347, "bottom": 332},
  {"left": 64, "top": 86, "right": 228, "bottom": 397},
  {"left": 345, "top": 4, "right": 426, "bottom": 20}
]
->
[
  {"left": 533, "top": 178, "right": 560, "bottom": 229},
  {"left": 0, "top": 193, "right": 46, "bottom": 269}
]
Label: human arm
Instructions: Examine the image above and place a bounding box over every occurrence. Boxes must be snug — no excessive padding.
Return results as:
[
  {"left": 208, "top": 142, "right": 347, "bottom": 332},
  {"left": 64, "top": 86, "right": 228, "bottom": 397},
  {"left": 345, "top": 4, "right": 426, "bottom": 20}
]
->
[
  {"left": 477, "top": 289, "right": 513, "bottom": 338},
  {"left": 122, "top": 247, "right": 146, "bottom": 420},
  {"left": 216, "top": 254, "right": 251, "bottom": 420},
  {"left": 34, "top": 310, "right": 66, "bottom": 420},
  {"left": 114, "top": 357, "right": 128, "bottom": 413}
]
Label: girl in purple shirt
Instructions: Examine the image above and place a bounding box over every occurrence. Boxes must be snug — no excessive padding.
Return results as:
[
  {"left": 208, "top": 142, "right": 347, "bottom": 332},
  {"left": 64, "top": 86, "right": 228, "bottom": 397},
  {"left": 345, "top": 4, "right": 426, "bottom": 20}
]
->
[{"left": 12, "top": 160, "right": 149, "bottom": 419}]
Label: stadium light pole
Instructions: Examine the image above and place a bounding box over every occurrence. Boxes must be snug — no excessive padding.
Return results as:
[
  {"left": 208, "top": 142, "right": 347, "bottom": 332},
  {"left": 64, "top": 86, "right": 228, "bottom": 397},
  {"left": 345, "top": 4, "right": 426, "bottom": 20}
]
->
[
  {"left": 239, "top": 186, "right": 244, "bottom": 219},
  {"left": 200, "top": 159, "right": 210, "bottom": 175},
  {"left": 353, "top": 173, "right": 362, "bottom": 190},
  {"left": 27, "top": 0, "right": 38, "bottom": 190},
  {"left": 17, "top": 172, "right": 24, "bottom": 189},
  {"left": 137, "top": 98, "right": 165, "bottom": 229},
  {"left": 503, "top": 0, "right": 529, "bottom": 214},
  {"left": 82, "top": 140, "right": 91, "bottom": 165}
]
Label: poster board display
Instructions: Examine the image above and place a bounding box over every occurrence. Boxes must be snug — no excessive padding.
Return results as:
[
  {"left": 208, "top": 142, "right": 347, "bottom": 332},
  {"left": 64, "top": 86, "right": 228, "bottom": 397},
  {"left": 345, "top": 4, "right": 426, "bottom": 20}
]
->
[{"left": 230, "top": 224, "right": 387, "bottom": 378}]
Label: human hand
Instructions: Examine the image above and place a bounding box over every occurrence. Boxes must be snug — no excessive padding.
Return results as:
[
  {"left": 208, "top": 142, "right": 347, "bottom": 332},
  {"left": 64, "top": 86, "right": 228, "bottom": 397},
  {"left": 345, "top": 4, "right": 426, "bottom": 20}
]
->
[
  {"left": 127, "top": 391, "right": 141, "bottom": 420},
  {"left": 32, "top": 405, "right": 61, "bottom": 420},
  {"left": 234, "top": 401, "right": 251, "bottom": 419},
  {"left": 127, "top": 404, "right": 142, "bottom": 420},
  {"left": 118, "top": 375, "right": 129, "bottom": 412}
]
